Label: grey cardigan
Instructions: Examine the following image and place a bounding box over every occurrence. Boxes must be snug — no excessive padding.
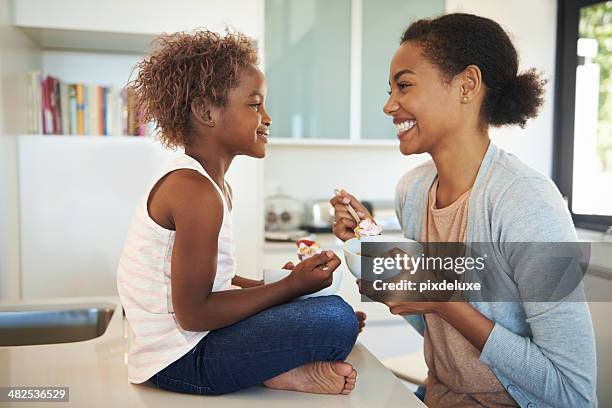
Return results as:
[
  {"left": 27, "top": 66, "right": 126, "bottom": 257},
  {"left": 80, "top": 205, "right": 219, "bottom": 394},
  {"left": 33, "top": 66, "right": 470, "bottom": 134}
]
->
[{"left": 395, "top": 142, "right": 597, "bottom": 407}]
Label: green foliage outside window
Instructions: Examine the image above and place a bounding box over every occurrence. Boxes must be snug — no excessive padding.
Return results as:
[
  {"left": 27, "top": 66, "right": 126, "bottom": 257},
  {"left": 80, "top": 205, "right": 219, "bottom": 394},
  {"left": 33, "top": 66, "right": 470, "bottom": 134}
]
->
[{"left": 580, "top": 1, "right": 612, "bottom": 171}]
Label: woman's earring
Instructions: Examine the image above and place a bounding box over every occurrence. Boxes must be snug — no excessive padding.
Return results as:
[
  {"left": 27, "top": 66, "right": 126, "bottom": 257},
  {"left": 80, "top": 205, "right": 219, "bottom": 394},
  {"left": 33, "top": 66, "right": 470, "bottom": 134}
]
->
[
  {"left": 462, "top": 96, "right": 468, "bottom": 103},
  {"left": 208, "top": 119, "right": 215, "bottom": 126}
]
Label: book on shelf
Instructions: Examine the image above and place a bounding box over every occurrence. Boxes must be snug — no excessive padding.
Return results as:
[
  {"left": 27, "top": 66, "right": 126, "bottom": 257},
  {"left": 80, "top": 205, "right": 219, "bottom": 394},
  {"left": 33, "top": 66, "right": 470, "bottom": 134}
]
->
[{"left": 26, "top": 71, "right": 151, "bottom": 137}]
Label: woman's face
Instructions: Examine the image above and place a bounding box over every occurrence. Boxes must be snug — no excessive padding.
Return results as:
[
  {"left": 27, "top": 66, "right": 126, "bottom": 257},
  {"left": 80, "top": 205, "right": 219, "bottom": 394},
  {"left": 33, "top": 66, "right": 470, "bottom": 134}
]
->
[{"left": 383, "top": 41, "right": 463, "bottom": 156}]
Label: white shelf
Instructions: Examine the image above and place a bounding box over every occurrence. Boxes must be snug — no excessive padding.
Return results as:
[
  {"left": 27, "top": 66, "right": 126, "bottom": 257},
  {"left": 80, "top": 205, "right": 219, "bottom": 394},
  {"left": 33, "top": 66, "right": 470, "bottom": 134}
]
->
[
  {"left": 19, "top": 134, "right": 401, "bottom": 148},
  {"left": 19, "top": 134, "right": 152, "bottom": 140},
  {"left": 268, "top": 137, "right": 399, "bottom": 148},
  {"left": 12, "top": 0, "right": 262, "bottom": 54},
  {"left": 19, "top": 27, "right": 156, "bottom": 54}
]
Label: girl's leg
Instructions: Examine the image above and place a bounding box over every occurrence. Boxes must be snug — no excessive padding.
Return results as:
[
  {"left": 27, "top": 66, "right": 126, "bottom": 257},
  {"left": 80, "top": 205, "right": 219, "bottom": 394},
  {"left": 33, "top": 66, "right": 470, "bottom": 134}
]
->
[{"left": 150, "top": 295, "right": 359, "bottom": 395}]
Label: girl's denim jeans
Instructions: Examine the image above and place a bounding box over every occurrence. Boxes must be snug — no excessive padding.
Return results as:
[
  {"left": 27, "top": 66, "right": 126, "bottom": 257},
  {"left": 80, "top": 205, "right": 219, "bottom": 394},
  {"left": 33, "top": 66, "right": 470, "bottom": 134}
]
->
[{"left": 149, "top": 295, "right": 359, "bottom": 395}]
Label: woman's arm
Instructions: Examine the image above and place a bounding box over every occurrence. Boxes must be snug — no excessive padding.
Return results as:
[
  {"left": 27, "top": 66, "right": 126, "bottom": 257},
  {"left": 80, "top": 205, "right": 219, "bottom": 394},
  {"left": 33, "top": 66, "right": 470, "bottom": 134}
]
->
[
  {"left": 384, "top": 301, "right": 494, "bottom": 351},
  {"left": 380, "top": 176, "right": 597, "bottom": 406}
]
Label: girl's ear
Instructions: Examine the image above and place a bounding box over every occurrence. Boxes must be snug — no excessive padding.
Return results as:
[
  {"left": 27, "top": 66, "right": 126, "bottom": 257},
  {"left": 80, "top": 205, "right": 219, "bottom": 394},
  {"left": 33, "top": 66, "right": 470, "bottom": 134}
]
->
[
  {"left": 191, "top": 99, "right": 216, "bottom": 128},
  {"left": 458, "top": 64, "right": 483, "bottom": 104}
]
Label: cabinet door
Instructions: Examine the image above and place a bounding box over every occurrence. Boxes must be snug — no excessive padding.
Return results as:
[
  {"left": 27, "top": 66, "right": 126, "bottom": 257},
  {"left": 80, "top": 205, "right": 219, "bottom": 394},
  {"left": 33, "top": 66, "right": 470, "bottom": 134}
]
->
[
  {"left": 361, "top": 0, "right": 445, "bottom": 140},
  {"left": 265, "top": 0, "right": 351, "bottom": 139}
]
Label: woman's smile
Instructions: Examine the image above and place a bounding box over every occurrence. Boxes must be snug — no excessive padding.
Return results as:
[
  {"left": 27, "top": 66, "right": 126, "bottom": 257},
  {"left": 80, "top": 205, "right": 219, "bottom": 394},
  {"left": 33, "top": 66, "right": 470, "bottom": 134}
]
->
[{"left": 395, "top": 119, "right": 417, "bottom": 138}]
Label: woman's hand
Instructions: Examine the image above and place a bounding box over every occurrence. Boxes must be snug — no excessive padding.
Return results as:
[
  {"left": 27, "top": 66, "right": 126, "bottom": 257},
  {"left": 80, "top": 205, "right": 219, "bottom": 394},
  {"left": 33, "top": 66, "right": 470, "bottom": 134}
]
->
[
  {"left": 355, "top": 278, "right": 445, "bottom": 315},
  {"left": 330, "top": 190, "right": 373, "bottom": 241},
  {"left": 286, "top": 251, "right": 341, "bottom": 295}
]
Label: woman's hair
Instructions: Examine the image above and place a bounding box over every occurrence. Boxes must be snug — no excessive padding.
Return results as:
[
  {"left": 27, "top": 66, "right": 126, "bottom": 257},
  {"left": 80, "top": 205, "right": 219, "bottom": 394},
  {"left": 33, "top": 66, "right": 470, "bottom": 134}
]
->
[
  {"left": 130, "top": 29, "right": 258, "bottom": 148},
  {"left": 401, "top": 13, "right": 545, "bottom": 128}
]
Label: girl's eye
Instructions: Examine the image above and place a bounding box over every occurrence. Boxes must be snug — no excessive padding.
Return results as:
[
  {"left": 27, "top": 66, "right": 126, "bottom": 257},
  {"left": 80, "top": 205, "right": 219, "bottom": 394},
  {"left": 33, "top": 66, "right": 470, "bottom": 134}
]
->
[
  {"left": 387, "top": 89, "right": 392, "bottom": 96},
  {"left": 250, "top": 103, "right": 261, "bottom": 111}
]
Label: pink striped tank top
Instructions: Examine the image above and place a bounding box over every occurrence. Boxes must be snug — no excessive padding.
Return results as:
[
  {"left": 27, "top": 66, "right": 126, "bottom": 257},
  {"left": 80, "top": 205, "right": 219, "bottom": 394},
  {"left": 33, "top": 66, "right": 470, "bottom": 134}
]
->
[{"left": 116, "top": 154, "right": 236, "bottom": 383}]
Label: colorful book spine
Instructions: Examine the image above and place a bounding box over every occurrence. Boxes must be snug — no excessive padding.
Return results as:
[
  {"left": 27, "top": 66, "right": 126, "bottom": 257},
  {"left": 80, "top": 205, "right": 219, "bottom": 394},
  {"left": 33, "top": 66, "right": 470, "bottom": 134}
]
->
[
  {"left": 26, "top": 72, "right": 151, "bottom": 137},
  {"left": 76, "top": 84, "right": 84, "bottom": 135},
  {"left": 60, "top": 81, "right": 70, "bottom": 135},
  {"left": 88, "top": 85, "right": 98, "bottom": 135},
  {"left": 69, "top": 85, "right": 77, "bottom": 135},
  {"left": 26, "top": 71, "right": 42, "bottom": 134}
]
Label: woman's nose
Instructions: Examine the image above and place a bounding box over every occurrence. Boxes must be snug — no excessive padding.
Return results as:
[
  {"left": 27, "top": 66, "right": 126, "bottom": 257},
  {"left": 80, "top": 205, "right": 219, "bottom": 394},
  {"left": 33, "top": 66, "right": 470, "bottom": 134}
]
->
[{"left": 383, "top": 95, "right": 399, "bottom": 116}]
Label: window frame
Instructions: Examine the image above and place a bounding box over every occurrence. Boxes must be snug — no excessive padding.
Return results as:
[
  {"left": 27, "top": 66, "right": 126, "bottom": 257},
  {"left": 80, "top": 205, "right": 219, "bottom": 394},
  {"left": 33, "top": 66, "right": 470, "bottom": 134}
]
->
[{"left": 553, "top": 0, "right": 612, "bottom": 231}]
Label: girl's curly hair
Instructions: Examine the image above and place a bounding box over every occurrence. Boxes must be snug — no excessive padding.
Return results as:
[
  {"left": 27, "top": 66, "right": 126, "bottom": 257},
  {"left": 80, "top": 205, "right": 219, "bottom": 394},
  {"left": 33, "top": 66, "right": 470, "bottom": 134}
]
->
[{"left": 130, "top": 29, "right": 258, "bottom": 148}]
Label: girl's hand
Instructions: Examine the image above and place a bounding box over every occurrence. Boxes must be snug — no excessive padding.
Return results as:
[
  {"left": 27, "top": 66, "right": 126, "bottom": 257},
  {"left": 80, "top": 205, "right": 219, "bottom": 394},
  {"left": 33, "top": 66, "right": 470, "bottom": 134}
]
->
[
  {"left": 330, "top": 190, "right": 373, "bottom": 242},
  {"left": 281, "top": 262, "right": 295, "bottom": 270},
  {"left": 286, "top": 251, "right": 341, "bottom": 295}
]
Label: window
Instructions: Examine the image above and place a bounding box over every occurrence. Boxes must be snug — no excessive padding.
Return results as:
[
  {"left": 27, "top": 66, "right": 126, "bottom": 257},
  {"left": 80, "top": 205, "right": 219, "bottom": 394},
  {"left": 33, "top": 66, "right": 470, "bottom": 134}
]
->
[
  {"left": 264, "top": 0, "right": 444, "bottom": 141},
  {"left": 554, "top": 0, "right": 612, "bottom": 230}
]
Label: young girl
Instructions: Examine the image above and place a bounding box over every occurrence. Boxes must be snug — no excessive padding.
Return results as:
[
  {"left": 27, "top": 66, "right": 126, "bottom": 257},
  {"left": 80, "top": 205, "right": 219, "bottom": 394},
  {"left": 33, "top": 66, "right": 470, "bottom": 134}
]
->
[
  {"left": 332, "top": 13, "right": 597, "bottom": 407},
  {"left": 116, "top": 30, "right": 359, "bottom": 396}
]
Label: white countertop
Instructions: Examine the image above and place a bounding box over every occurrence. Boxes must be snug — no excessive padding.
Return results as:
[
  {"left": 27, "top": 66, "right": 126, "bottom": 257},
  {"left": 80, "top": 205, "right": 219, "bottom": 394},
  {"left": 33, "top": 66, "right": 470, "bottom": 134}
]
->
[{"left": 0, "top": 296, "right": 424, "bottom": 407}]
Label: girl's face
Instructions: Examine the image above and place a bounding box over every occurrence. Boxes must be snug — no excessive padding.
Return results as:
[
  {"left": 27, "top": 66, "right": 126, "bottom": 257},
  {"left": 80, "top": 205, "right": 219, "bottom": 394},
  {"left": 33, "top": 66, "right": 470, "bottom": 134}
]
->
[
  {"left": 217, "top": 65, "right": 272, "bottom": 158},
  {"left": 383, "top": 41, "right": 463, "bottom": 156}
]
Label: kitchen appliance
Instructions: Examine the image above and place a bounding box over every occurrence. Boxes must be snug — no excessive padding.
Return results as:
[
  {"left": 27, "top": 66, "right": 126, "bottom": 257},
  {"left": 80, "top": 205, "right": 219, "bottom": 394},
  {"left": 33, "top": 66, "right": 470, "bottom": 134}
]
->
[
  {"left": 302, "top": 199, "right": 401, "bottom": 232},
  {"left": 264, "top": 188, "right": 304, "bottom": 232}
]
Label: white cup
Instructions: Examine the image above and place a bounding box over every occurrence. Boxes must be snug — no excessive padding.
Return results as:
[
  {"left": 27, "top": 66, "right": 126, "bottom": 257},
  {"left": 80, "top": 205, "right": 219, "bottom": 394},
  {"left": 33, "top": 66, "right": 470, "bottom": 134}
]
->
[
  {"left": 263, "top": 267, "right": 343, "bottom": 299},
  {"left": 342, "top": 235, "right": 422, "bottom": 280}
]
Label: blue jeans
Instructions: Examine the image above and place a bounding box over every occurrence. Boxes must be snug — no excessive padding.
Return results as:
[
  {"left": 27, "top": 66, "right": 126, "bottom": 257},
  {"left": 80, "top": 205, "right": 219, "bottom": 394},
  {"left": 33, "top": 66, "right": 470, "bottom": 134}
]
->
[{"left": 149, "top": 295, "right": 359, "bottom": 395}]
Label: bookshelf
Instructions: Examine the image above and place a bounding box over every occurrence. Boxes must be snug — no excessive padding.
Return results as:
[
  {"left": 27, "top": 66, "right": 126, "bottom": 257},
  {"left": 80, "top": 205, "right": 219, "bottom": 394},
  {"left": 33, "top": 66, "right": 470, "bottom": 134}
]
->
[
  {"left": 16, "top": 0, "right": 263, "bottom": 138},
  {"left": 1, "top": 0, "right": 266, "bottom": 300}
]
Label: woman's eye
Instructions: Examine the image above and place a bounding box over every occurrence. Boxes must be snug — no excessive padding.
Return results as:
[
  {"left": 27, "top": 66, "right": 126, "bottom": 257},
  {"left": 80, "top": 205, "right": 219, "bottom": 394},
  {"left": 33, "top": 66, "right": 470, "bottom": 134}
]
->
[
  {"left": 387, "top": 83, "right": 411, "bottom": 95},
  {"left": 387, "top": 89, "right": 392, "bottom": 96},
  {"left": 250, "top": 103, "right": 261, "bottom": 111}
]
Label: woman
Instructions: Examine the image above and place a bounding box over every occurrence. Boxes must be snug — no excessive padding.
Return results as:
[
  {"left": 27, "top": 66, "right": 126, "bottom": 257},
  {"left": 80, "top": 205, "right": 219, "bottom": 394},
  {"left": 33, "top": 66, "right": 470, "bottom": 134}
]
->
[{"left": 331, "top": 13, "right": 597, "bottom": 407}]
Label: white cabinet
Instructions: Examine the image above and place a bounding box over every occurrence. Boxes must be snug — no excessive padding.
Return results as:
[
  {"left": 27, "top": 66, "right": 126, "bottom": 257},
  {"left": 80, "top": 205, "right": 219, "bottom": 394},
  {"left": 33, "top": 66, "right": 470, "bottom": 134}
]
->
[{"left": 13, "top": 0, "right": 263, "bottom": 53}]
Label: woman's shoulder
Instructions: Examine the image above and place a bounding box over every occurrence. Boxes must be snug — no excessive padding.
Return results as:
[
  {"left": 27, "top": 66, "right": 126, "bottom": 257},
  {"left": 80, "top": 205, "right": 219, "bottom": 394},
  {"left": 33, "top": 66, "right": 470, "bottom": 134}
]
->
[
  {"left": 485, "top": 148, "right": 562, "bottom": 203},
  {"left": 484, "top": 148, "right": 575, "bottom": 241}
]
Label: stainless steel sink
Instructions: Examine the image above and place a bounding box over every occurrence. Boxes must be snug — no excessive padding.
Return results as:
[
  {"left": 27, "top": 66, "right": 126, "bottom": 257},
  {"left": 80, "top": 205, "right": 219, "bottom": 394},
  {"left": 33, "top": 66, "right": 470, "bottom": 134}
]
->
[{"left": 0, "top": 302, "right": 115, "bottom": 346}]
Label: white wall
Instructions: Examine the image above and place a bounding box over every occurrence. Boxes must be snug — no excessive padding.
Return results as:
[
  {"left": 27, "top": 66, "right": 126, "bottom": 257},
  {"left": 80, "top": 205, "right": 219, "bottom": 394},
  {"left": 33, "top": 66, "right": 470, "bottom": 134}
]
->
[
  {"left": 446, "top": 0, "right": 558, "bottom": 178},
  {"left": 264, "top": 144, "right": 428, "bottom": 201},
  {"left": 18, "top": 137, "right": 264, "bottom": 299},
  {"left": 0, "top": 0, "right": 41, "bottom": 301},
  {"left": 264, "top": 0, "right": 558, "bottom": 202}
]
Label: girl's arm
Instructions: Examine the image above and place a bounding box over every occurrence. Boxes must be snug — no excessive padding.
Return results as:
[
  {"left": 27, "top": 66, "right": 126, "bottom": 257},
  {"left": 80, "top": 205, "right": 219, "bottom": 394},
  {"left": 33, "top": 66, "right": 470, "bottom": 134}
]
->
[
  {"left": 162, "top": 170, "right": 339, "bottom": 332},
  {"left": 231, "top": 275, "right": 264, "bottom": 288}
]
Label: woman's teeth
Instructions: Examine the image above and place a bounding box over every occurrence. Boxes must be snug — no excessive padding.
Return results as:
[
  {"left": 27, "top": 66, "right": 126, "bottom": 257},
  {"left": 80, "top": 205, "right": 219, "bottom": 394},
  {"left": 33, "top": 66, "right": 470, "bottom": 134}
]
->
[{"left": 395, "top": 120, "right": 416, "bottom": 134}]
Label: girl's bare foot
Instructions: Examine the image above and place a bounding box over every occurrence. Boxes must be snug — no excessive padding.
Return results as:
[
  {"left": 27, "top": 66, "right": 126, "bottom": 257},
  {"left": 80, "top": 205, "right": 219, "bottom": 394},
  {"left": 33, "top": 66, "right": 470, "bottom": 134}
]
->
[
  {"left": 356, "top": 311, "right": 367, "bottom": 333},
  {"left": 263, "top": 361, "right": 357, "bottom": 395}
]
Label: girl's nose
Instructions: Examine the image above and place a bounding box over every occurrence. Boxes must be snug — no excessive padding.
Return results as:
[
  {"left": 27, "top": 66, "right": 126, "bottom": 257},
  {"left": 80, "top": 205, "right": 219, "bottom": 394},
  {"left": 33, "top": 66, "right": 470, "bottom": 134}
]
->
[{"left": 262, "top": 109, "right": 272, "bottom": 127}]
